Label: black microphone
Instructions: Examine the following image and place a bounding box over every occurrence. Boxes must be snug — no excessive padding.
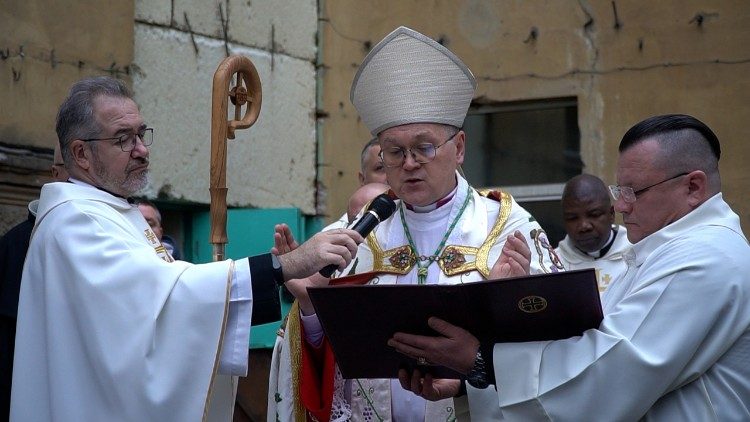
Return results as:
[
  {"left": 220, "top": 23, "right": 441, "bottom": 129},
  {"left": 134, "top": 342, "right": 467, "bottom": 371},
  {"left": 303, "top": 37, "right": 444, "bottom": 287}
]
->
[{"left": 319, "top": 193, "right": 397, "bottom": 277}]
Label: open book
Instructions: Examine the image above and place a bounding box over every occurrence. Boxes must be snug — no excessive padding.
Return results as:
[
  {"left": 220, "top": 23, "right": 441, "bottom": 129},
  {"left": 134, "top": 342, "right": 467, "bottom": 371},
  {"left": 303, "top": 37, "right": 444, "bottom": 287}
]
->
[{"left": 307, "top": 269, "right": 602, "bottom": 379}]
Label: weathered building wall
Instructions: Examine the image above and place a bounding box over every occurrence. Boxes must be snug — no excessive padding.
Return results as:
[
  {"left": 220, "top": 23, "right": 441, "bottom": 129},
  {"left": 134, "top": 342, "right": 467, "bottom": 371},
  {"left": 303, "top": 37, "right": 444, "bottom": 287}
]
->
[
  {"left": 0, "top": 0, "right": 133, "bottom": 233},
  {"left": 318, "top": 0, "right": 750, "bottom": 228},
  {"left": 0, "top": 0, "right": 319, "bottom": 236},
  {"left": 134, "top": 0, "right": 318, "bottom": 213}
]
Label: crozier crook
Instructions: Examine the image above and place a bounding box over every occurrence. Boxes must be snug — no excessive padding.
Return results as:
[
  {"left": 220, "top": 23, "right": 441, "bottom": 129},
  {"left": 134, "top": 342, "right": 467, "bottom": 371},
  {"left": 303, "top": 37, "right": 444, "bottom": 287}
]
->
[{"left": 210, "top": 55, "right": 262, "bottom": 261}]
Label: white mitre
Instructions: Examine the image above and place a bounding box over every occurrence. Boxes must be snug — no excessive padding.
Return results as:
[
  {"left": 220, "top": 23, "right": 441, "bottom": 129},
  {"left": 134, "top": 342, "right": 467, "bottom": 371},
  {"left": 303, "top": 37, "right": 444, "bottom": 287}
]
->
[{"left": 350, "top": 26, "right": 477, "bottom": 136}]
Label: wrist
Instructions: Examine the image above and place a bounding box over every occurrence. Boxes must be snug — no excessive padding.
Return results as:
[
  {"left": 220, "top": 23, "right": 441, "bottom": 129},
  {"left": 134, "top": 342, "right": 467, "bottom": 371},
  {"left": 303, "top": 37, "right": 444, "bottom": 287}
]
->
[
  {"left": 270, "top": 253, "right": 285, "bottom": 285},
  {"left": 466, "top": 345, "right": 491, "bottom": 389},
  {"left": 276, "top": 253, "right": 297, "bottom": 282}
]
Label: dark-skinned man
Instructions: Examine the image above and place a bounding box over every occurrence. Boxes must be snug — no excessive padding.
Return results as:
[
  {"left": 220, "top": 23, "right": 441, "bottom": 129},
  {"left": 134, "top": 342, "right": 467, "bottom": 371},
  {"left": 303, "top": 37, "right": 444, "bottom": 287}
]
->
[{"left": 556, "top": 174, "right": 631, "bottom": 293}]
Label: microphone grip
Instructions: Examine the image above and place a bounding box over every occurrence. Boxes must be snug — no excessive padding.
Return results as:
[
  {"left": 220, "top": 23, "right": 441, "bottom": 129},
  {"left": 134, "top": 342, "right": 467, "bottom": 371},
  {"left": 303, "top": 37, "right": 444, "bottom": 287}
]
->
[
  {"left": 319, "top": 264, "right": 338, "bottom": 278},
  {"left": 318, "top": 212, "right": 380, "bottom": 278}
]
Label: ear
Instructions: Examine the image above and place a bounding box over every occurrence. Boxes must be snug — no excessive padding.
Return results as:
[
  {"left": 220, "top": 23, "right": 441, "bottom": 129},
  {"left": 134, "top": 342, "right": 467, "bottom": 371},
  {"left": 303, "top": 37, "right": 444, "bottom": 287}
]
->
[
  {"left": 454, "top": 130, "right": 466, "bottom": 166},
  {"left": 608, "top": 205, "right": 615, "bottom": 223},
  {"left": 69, "top": 139, "right": 93, "bottom": 171},
  {"left": 358, "top": 171, "right": 365, "bottom": 186},
  {"left": 685, "top": 170, "right": 708, "bottom": 207}
]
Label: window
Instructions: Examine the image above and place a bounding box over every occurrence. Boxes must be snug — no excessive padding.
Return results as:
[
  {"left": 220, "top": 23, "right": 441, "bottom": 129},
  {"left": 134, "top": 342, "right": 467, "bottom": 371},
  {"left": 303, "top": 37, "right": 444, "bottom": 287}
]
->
[{"left": 462, "top": 98, "right": 582, "bottom": 246}]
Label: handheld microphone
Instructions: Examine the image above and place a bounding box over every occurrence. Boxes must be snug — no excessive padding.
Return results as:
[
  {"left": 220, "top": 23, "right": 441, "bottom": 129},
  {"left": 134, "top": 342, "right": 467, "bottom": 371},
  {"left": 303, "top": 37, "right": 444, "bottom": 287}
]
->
[{"left": 319, "top": 193, "right": 397, "bottom": 277}]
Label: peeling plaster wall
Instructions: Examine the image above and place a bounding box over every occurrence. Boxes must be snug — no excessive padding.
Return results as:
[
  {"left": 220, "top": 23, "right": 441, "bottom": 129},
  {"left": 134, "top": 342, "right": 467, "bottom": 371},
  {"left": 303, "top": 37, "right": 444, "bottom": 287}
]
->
[
  {"left": 134, "top": 0, "right": 318, "bottom": 212},
  {"left": 319, "top": 0, "right": 750, "bottom": 228},
  {"left": 0, "top": 1, "right": 134, "bottom": 150},
  {"left": 0, "top": 0, "right": 134, "bottom": 233}
]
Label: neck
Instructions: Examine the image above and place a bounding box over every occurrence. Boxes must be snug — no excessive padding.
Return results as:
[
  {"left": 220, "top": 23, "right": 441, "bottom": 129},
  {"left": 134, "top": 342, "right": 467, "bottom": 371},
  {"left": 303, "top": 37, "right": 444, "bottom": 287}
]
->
[
  {"left": 405, "top": 186, "right": 458, "bottom": 213},
  {"left": 404, "top": 174, "right": 460, "bottom": 213},
  {"left": 69, "top": 177, "right": 131, "bottom": 201},
  {"left": 580, "top": 226, "right": 617, "bottom": 258}
]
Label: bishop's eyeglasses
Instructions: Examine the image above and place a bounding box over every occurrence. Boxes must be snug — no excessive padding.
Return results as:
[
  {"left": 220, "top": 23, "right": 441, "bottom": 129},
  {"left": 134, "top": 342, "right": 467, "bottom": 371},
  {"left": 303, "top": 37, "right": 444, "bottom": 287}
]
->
[
  {"left": 80, "top": 128, "right": 154, "bottom": 152},
  {"left": 379, "top": 132, "right": 457, "bottom": 168},
  {"left": 608, "top": 172, "right": 689, "bottom": 204}
]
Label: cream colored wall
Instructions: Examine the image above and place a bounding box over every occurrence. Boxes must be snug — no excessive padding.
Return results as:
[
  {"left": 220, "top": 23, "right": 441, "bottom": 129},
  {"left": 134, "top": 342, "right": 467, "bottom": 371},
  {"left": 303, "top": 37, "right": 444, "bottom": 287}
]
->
[
  {"left": 318, "top": 0, "right": 750, "bottom": 229},
  {"left": 1, "top": 0, "right": 319, "bottom": 235}
]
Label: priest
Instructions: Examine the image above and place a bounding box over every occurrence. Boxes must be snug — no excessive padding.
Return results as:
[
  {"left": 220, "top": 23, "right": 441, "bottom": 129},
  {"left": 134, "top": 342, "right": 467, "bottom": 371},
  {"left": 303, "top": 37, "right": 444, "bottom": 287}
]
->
[
  {"left": 10, "top": 76, "right": 362, "bottom": 421},
  {"left": 555, "top": 174, "right": 632, "bottom": 293},
  {"left": 267, "top": 26, "right": 562, "bottom": 422}
]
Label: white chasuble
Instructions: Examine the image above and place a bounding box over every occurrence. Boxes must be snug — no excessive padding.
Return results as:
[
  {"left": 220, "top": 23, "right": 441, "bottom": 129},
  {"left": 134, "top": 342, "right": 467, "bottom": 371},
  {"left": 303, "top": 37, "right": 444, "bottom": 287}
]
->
[
  {"left": 555, "top": 225, "right": 632, "bottom": 294},
  {"left": 268, "top": 174, "right": 562, "bottom": 422},
  {"left": 12, "top": 182, "right": 243, "bottom": 421},
  {"left": 469, "top": 193, "right": 750, "bottom": 421}
]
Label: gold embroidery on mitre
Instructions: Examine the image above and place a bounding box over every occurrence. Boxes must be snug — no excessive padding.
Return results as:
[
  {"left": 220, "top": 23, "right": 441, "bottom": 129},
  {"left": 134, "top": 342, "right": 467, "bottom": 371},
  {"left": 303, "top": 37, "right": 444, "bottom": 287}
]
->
[{"left": 367, "top": 232, "right": 415, "bottom": 274}]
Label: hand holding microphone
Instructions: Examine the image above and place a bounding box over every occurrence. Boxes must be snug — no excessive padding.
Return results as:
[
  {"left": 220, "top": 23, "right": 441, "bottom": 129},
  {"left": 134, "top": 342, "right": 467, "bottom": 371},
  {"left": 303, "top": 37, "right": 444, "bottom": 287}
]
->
[{"left": 319, "top": 193, "right": 397, "bottom": 277}]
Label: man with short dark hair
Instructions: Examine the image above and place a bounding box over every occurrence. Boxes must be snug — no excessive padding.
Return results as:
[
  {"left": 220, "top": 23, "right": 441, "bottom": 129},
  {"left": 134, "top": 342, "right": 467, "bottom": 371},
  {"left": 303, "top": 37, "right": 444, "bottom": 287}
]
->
[
  {"left": 11, "top": 76, "right": 362, "bottom": 421},
  {"left": 390, "top": 114, "right": 750, "bottom": 420},
  {"left": 556, "top": 174, "right": 631, "bottom": 293}
]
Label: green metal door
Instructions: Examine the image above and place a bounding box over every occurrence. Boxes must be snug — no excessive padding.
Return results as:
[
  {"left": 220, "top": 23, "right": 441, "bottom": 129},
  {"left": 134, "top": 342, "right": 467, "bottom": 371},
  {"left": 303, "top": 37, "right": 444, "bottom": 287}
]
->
[{"left": 191, "top": 208, "right": 304, "bottom": 348}]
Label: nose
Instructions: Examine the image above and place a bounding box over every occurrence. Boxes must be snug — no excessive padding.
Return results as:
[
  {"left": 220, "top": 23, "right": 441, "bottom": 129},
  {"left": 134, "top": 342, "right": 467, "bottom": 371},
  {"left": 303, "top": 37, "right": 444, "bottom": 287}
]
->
[
  {"left": 613, "top": 196, "right": 630, "bottom": 214},
  {"left": 579, "top": 219, "right": 593, "bottom": 232},
  {"left": 130, "top": 137, "right": 150, "bottom": 158},
  {"left": 401, "top": 149, "right": 421, "bottom": 170}
]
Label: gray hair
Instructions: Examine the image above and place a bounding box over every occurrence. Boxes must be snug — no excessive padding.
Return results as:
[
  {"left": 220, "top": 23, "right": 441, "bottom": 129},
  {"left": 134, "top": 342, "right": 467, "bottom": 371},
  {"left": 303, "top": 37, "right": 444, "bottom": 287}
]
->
[{"left": 56, "top": 76, "right": 133, "bottom": 163}]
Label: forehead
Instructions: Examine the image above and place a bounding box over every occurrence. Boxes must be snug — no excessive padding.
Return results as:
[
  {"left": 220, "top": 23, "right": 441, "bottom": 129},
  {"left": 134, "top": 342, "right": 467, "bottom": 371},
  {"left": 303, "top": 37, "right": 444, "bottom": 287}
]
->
[
  {"left": 616, "top": 139, "right": 662, "bottom": 184},
  {"left": 93, "top": 95, "right": 143, "bottom": 131},
  {"left": 562, "top": 196, "right": 610, "bottom": 214},
  {"left": 378, "top": 123, "right": 447, "bottom": 145},
  {"left": 363, "top": 144, "right": 381, "bottom": 162},
  {"left": 138, "top": 204, "right": 157, "bottom": 216}
]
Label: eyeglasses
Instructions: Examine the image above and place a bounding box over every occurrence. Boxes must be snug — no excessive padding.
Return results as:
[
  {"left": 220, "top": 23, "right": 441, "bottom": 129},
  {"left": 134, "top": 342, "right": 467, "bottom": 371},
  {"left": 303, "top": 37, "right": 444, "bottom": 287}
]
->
[
  {"left": 379, "top": 132, "right": 457, "bottom": 168},
  {"left": 609, "top": 172, "right": 689, "bottom": 204},
  {"left": 81, "top": 128, "right": 154, "bottom": 152}
]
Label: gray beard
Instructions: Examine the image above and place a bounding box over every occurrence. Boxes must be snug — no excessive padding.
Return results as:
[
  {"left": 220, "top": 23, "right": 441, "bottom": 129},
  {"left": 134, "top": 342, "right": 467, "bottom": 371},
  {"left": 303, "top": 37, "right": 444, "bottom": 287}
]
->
[{"left": 92, "top": 153, "right": 149, "bottom": 197}]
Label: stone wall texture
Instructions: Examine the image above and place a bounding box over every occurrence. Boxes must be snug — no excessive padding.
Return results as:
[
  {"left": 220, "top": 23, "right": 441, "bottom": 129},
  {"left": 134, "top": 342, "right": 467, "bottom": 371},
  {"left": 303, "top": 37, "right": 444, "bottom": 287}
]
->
[{"left": 134, "top": 0, "right": 318, "bottom": 212}]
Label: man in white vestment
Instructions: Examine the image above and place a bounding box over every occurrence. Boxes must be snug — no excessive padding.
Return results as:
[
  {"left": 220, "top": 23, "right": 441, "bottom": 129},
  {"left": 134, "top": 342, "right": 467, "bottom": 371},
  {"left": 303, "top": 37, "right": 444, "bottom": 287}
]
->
[
  {"left": 10, "top": 76, "right": 363, "bottom": 422},
  {"left": 556, "top": 174, "right": 631, "bottom": 294},
  {"left": 267, "top": 26, "right": 562, "bottom": 422},
  {"left": 389, "top": 114, "right": 750, "bottom": 421}
]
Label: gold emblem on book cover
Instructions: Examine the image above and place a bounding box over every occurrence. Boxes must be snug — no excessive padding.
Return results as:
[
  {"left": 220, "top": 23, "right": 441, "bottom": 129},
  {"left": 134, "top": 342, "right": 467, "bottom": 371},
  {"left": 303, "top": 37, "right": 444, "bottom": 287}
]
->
[{"left": 518, "top": 296, "right": 547, "bottom": 313}]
